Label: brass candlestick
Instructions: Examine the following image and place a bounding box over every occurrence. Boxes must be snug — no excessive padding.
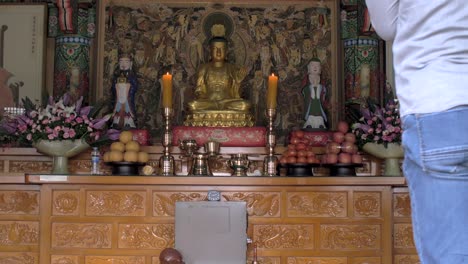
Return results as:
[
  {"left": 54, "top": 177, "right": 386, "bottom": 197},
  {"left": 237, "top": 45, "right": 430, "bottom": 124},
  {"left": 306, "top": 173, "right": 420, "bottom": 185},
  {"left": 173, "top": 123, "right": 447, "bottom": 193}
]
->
[
  {"left": 159, "top": 107, "right": 175, "bottom": 176},
  {"left": 263, "top": 108, "right": 278, "bottom": 176}
]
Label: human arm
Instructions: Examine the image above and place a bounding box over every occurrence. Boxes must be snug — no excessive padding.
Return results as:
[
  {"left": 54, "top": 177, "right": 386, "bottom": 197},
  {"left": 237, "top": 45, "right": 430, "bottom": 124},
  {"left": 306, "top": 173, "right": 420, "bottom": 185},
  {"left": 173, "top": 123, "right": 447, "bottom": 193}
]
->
[{"left": 365, "top": 0, "right": 399, "bottom": 41}]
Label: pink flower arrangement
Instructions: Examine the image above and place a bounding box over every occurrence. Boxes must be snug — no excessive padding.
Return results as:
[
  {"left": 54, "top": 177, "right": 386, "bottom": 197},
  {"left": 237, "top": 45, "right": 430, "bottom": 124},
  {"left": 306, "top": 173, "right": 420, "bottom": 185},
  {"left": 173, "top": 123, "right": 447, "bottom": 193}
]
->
[
  {"left": 350, "top": 99, "right": 402, "bottom": 147},
  {"left": 0, "top": 94, "right": 119, "bottom": 146}
]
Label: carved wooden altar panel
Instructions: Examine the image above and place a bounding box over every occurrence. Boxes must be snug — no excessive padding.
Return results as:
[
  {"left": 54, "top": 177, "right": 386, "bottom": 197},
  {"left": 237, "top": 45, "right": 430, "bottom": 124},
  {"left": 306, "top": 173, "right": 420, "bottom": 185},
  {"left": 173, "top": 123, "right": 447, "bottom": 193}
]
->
[
  {"left": 392, "top": 187, "right": 420, "bottom": 264},
  {"left": 353, "top": 191, "right": 381, "bottom": 217},
  {"left": 9, "top": 160, "right": 51, "bottom": 174},
  {"left": 85, "top": 256, "right": 146, "bottom": 264},
  {"left": 118, "top": 223, "right": 174, "bottom": 249},
  {"left": 86, "top": 190, "right": 147, "bottom": 216},
  {"left": 254, "top": 224, "right": 315, "bottom": 250},
  {"left": 0, "top": 185, "right": 40, "bottom": 264},
  {"left": 351, "top": 257, "right": 381, "bottom": 264},
  {"left": 287, "top": 191, "right": 347, "bottom": 217},
  {"left": 51, "top": 223, "right": 112, "bottom": 249},
  {"left": 52, "top": 190, "right": 80, "bottom": 216},
  {"left": 0, "top": 174, "right": 412, "bottom": 264},
  {"left": 152, "top": 191, "right": 281, "bottom": 217},
  {"left": 320, "top": 224, "right": 381, "bottom": 250},
  {"left": 394, "top": 255, "right": 421, "bottom": 264},
  {"left": 0, "top": 252, "right": 38, "bottom": 264},
  {"left": 0, "top": 190, "right": 39, "bottom": 215},
  {"left": 287, "top": 257, "right": 347, "bottom": 264},
  {"left": 51, "top": 255, "right": 79, "bottom": 264},
  {"left": 33, "top": 183, "right": 395, "bottom": 264}
]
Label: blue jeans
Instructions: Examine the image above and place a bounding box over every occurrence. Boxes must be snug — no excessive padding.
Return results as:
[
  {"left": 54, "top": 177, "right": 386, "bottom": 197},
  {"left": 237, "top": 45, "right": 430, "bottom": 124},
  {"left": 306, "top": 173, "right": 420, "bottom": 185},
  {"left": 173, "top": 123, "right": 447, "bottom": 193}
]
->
[{"left": 402, "top": 107, "right": 468, "bottom": 264}]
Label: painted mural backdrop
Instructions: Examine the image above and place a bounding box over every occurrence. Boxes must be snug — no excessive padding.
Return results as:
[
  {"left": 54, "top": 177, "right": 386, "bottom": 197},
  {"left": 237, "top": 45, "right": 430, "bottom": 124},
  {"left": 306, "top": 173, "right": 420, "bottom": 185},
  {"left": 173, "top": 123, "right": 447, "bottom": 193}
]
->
[{"left": 102, "top": 2, "right": 334, "bottom": 140}]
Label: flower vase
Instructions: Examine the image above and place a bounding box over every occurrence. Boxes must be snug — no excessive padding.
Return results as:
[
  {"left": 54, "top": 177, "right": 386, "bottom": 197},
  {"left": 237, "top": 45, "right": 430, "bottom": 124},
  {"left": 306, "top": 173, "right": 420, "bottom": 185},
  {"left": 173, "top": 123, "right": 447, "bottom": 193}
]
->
[
  {"left": 362, "top": 142, "right": 404, "bottom": 176},
  {"left": 33, "top": 139, "right": 90, "bottom": 174}
]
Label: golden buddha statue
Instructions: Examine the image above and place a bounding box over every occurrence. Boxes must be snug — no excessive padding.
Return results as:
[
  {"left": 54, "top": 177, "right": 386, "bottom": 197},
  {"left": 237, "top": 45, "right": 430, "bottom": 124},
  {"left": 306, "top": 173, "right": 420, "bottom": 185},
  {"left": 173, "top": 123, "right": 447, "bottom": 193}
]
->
[{"left": 185, "top": 34, "right": 254, "bottom": 127}]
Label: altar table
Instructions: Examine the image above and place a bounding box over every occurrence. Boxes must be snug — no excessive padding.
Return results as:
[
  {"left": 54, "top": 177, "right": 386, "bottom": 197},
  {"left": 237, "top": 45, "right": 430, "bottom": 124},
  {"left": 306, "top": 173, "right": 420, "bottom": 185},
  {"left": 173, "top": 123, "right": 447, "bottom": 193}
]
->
[{"left": 0, "top": 173, "right": 420, "bottom": 264}]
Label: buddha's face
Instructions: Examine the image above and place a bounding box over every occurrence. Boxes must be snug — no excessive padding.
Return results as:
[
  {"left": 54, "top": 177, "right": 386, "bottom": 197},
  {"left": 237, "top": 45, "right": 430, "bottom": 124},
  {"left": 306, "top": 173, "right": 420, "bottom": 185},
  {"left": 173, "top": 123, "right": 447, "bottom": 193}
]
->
[{"left": 210, "top": 41, "right": 226, "bottom": 62}]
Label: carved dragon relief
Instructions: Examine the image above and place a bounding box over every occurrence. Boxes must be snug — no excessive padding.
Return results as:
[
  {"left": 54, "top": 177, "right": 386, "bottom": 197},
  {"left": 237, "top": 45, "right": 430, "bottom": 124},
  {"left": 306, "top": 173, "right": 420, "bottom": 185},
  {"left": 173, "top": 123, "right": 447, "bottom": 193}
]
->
[
  {"left": 223, "top": 192, "right": 280, "bottom": 217},
  {"left": 247, "top": 257, "right": 280, "bottom": 264},
  {"left": 85, "top": 256, "right": 145, "bottom": 264},
  {"left": 254, "top": 225, "right": 314, "bottom": 249},
  {"left": 320, "top": 225, "right": 380, "bottom": 250},
  {"left": 119, "top": 224, "right": 174, "bottom": 249},
  {"left": 394, "top": 255, "right": 421, "bottom": 264},
  {"left": 288, "top": 192, "right": 346, "bottom": 217},
  {"left": 153, "top": 191, "right": 280, "bottom": 217},
  {"left": 153, "top": 192, "right": 207, "bottom": 216},
  {"left": 87, "top": 191, "right": 145, "bottom": 216},
  {"left": 287, "top": 257, "right": 347, "bottom": 264},
  {"left": 351, "top": 257, "right": 381, "bottom": 264},
  {"left": 51, "top": 255, "right": 77, "bottom": 264},
  {"left": 0, "top": 253, "right": 36, "bottom": 264},
  {"left": 52, "top": 223, "right": 111, "bottom": 248}
]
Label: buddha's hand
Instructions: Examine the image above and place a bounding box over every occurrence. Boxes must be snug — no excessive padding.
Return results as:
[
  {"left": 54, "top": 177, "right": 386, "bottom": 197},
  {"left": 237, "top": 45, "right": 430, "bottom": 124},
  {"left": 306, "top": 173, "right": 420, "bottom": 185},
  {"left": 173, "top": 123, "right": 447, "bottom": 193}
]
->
[
  {"left": 235, "top": 67, "right": 247, "bottom": 82},
  {"left": 195, "top": 90, "right": 207, "bottom": 99}
]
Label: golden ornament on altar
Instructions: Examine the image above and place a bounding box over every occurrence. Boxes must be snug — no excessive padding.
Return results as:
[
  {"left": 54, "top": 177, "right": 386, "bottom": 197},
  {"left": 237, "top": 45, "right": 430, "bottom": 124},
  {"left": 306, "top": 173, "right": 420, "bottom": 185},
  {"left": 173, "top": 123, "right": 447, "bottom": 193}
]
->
[{"left": 142, "top": 165, "right": 154, "bottom": 175}]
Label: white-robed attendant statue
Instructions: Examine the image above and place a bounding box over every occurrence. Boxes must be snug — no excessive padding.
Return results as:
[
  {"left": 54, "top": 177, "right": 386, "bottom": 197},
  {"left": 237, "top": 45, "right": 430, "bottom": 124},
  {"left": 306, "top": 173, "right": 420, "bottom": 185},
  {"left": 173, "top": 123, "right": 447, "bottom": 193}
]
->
[{"left": 302, "top": 58, "right": 327, "bottom": 129}]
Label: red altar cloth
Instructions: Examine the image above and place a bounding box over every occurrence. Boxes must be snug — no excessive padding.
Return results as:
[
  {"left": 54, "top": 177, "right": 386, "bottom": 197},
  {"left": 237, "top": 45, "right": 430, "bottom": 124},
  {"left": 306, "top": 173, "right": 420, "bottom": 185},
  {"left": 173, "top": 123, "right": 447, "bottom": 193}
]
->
[
  {"left": 290, "top": 130, "right": 333, "bottom": 147},
  {"left": 172, "top": 126, "right": 266, "bottom": 147}
]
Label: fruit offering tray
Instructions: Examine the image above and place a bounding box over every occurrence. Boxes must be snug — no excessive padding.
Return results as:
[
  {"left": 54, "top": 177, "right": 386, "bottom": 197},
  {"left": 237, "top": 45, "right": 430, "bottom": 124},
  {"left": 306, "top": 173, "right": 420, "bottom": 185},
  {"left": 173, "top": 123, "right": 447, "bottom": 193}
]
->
[
  {"left": 278, "top": 163, "right": 363, "bottom": 177},
  {"left": 277, "top": 163, "right": 320, "bottom": 177},
  {"left": 321, "top": 163, "right": 363, "bottom": 176},
  {"left": 105, "top": 162, "right": 146, "bottom": 175}
]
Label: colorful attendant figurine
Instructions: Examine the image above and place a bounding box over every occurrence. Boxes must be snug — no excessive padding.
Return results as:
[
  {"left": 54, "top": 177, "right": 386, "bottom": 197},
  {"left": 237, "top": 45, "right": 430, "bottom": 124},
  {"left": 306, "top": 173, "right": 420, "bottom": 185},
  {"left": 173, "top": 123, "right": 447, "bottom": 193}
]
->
[{"left": 110, "top": 53, "right": 138, "bottom": 129}]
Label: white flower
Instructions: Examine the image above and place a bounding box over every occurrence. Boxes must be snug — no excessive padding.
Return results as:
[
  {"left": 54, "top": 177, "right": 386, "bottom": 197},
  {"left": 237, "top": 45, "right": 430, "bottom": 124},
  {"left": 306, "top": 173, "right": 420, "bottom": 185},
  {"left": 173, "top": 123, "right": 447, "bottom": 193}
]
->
[
  {"left": 38, "top": 108, "right": 52, "bottom": 120},
  {"left": 63, "top": 106, "right": 76, "bottom": 117}
]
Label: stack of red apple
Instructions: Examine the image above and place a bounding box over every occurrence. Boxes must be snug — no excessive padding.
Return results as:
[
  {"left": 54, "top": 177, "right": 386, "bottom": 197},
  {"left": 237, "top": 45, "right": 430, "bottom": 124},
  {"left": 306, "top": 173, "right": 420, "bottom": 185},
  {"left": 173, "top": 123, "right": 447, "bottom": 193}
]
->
[
  {"left": 322, "top": 121, "right": 363, "bottom": 164},
  {"left": 279, "top": 130, "right": 320, "bottom": 164}
]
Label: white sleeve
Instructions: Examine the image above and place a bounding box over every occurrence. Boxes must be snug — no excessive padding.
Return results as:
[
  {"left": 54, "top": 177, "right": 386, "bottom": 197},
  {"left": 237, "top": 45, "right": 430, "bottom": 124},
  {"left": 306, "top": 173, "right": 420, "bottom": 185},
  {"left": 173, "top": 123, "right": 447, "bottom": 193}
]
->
[{"left": 365, "top": 0, "right": 399, "bottom": 41}]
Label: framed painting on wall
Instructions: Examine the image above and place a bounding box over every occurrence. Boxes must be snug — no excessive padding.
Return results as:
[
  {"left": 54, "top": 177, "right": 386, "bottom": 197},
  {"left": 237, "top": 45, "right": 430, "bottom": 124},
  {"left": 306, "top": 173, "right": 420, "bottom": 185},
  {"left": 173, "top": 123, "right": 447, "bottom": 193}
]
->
[
  {"left": 0, "top": 4, "right": 47, "bottom": 112},
  {"left": 95, "top": 0, "right": 340, "bottom": 140}
]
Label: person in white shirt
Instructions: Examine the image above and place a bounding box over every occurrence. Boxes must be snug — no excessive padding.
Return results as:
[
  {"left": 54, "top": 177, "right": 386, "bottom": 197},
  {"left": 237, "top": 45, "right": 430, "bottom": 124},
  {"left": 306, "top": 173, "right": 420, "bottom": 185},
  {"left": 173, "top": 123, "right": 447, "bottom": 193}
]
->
[{"left": 365, "top": 0, "right": 468, "bottom": 263}]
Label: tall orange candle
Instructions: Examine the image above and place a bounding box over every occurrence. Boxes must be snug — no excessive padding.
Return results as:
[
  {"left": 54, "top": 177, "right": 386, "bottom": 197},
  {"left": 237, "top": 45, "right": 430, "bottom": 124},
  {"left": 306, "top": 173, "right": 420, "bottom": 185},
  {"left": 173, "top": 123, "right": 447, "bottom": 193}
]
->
[
  {"left": 162, "top": 72, "right": 173, "bottom": 108},
  {"left": 267, "top": 73, "right": 278, "bottom": 109}
]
